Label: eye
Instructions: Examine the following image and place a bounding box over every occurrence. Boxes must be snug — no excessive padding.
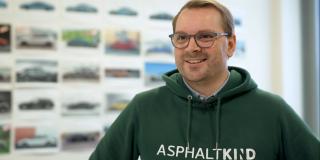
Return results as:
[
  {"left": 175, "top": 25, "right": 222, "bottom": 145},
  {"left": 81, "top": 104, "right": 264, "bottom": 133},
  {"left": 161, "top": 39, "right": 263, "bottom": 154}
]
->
[
  {"left": 175, "top": 34, "right": 189, "bottom": 42},
  {"left": 196, "top": 33, "right": 215, "bottom": 41}
]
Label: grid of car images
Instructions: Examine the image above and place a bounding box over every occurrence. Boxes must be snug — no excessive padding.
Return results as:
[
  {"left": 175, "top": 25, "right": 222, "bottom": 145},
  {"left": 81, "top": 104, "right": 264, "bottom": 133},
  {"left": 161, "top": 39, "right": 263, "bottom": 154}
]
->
[
  {"left": 0, "top": 0, "right": 187, "bottom": 155},
  {"left": 0, "top": 0, "right": 246, "bottom": 156}
]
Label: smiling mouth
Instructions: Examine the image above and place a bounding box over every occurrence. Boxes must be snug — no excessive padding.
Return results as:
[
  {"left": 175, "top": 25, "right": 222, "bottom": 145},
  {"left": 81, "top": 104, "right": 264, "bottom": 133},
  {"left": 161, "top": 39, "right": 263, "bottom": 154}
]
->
[{"left": 186, "top": 59, "right": 207, "bottom": 64}]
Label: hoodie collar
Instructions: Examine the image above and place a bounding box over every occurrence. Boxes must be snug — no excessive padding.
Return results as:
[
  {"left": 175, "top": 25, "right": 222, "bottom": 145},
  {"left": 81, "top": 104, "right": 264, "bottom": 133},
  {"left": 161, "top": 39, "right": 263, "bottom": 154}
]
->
[
  {"left": 182, "top": 71, "right": 230, "bottom": 101},
  {"left": 162, "top": 66, "right": 257, "bottom": 103}
]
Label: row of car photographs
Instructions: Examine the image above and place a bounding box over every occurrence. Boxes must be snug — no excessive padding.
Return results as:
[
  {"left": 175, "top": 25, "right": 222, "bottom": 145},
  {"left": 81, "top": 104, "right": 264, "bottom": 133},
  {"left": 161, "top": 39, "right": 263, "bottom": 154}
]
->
[
  {"left": 0, "top": 122, "right": 103, "bottom": 154},
  {"left": 0, "top": 89, "right": 140, "bottom": 116},
  {"left": 0, "top": 0, "right": 174, "bottom": 20},
  {"left": 0, "top": 24, "right": 174, "bottom": 57},
  {"left": 0, "top": 27, "right": 244, "bottom": 57},
  {"left": 0, "top": 59, "right": 175, "bottom": 86}
]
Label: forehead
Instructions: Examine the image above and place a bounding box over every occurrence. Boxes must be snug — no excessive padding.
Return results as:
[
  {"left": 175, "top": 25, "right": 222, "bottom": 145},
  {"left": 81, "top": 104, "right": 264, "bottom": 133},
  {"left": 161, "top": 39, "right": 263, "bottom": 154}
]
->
[{"left": 175, "top": 8, "right": 223, "bottom": 33}]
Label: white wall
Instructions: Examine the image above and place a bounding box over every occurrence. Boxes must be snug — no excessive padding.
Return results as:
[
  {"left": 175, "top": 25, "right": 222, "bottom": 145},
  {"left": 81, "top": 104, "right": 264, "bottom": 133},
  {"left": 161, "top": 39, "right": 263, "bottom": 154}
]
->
[
  {"left": 226, "top": 0, "right": 272, "bottom": 91},
  {"left": 274, "top": 0, "right": 303, "bottom": 117},
  {"left": 227, "top": 0, "right": 303, "bottom": 117}
]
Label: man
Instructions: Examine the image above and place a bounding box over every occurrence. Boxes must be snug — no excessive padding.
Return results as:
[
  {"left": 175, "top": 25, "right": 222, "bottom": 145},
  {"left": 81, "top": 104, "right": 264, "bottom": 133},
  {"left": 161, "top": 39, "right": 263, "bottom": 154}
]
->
[{"left": 90, "top": 0, "right": 320, "bottom": 159}]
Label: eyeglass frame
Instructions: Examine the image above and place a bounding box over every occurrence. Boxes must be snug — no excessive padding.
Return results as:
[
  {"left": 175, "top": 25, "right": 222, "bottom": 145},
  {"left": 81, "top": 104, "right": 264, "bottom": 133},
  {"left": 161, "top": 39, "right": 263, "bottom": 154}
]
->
[{"left": 168, "top": 32, "right": 230, "bottom": 49}]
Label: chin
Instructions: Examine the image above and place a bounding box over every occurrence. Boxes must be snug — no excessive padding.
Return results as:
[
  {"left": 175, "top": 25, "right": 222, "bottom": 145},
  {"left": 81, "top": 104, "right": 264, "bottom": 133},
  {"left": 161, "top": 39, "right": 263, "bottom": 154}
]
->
[{"left": 183, "top": 73, "right": 205, "bottom": 82}]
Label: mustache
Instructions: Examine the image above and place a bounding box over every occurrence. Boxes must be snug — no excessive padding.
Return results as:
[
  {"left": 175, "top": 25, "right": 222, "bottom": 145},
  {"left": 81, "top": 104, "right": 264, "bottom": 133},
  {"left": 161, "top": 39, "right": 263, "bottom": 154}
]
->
[{"left": 183, "top": 51, "right": 207, "bottom": 59}]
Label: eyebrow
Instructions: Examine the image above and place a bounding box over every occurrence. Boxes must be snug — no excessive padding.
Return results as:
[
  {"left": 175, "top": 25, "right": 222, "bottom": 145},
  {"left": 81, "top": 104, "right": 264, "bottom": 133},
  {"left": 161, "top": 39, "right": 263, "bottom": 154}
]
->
[{"left": 174, "top": 30, "right": 219, "bottom": 34}]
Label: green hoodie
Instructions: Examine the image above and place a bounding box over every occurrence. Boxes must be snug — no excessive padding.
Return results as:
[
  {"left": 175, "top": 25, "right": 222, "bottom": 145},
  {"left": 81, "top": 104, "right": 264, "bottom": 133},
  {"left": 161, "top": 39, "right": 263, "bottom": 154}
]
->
[{"left": 90, "top": 66, "right": 319, "bottom": 160}]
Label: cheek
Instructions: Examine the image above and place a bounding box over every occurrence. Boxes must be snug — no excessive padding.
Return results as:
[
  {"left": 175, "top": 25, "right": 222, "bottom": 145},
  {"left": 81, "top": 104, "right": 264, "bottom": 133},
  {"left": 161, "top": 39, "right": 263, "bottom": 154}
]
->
[
  {"left": 174, "top": 50, "right": 183, "bottom": 62},
  {"left": 212, "top": 43, "right": 228, "bottom": 58},
  {"left": 206, "top": 49, "right": 226, "bottom": 65}
]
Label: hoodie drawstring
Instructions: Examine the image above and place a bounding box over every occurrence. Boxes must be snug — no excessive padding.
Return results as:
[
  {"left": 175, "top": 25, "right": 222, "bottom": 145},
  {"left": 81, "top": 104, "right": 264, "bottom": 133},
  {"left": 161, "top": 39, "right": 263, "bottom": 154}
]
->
[
  {"left": 186, "top": 95, "right": 193, "bottom": 148},
  {"left": 185, "top": 95, "right": 222, "bottom": 150},
  {"left": 215, "top": 98, "right": 221, "bottom": 149}
]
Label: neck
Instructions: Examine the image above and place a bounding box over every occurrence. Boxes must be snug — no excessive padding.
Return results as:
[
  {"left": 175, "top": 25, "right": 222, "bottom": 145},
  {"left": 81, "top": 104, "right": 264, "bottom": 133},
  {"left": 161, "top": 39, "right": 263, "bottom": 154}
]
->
[{"left": 184, "top": 70, "right": 229, "bottom": 97}]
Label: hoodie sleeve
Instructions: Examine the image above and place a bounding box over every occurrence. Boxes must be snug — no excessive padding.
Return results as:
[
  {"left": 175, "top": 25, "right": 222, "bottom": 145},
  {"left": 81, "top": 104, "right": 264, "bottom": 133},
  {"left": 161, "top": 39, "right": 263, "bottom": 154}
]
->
[
  {"left": 278, "top": 100, "right": 320, "bottom": 160},
  {"left": 89, "top": 96, "right": 140, "bottom": 160}
]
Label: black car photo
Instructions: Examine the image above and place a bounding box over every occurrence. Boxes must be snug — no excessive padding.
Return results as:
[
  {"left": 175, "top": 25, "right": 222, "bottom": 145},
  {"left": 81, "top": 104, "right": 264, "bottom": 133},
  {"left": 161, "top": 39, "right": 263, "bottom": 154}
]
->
[
  {"left": 67, "top": 102, "right": 97, "bottom": 110},
  {"left": 16, "top": 66, "right": 57, "bottom": 82},
  {"left": 19, "top": 98, "right": 54, "bottom": 110}
]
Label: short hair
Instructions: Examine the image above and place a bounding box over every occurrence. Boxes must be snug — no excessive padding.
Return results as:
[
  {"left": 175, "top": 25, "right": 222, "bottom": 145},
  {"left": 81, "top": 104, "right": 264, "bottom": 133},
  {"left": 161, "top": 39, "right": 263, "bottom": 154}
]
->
[{"left": 172, "top": 0, "right": 234, "bottom": 35}]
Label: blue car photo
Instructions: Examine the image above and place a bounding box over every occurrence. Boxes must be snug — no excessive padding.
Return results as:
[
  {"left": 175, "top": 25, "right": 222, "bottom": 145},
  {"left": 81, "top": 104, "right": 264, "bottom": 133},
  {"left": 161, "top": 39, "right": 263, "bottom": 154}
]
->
[
  {"left": 109, "top": 7, "right": 138, "bottom": 16},
  {"left": 146, "top": 43, "right": 172, "bottom": 55},
  {"left": 149, "top": 12, "right": 173, "bottom": 20},
  {"left": 145, "top": 62, "right": 176, "bottom": 85},
  {"left": 66, "top": 3, "right": 97, "bottom": 13},
  {"left": 20, "top": 1, "right": 54, "bottom": 11},
  {"left": 67, "top": 38, "right": 99, "bottom": 48}
]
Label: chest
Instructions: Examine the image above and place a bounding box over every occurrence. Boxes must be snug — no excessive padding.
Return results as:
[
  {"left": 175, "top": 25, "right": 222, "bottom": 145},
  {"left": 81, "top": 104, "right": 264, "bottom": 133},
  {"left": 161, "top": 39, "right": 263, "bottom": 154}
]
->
[{"left": 137, "top": 105, "right": 281, "bottom": 160}]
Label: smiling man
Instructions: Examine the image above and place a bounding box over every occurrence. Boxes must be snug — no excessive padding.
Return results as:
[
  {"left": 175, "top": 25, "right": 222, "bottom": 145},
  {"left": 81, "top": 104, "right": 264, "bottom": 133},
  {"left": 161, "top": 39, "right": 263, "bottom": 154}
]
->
[{"left": 89, "top": 0, "right": 320, "bottom": 160}]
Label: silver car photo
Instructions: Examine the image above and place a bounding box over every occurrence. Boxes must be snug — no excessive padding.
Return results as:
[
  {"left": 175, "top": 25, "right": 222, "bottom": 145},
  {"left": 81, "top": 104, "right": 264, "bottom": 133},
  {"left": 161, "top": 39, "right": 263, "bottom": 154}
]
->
[{"left": 16, "top": 135, "right": 57, "bottom": 148}]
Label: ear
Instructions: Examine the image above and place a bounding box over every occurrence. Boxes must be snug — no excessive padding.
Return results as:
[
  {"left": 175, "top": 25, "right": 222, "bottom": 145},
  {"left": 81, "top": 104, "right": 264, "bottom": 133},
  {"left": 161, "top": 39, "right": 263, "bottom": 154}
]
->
[{"left": 227, "top": 34, "right": 236, "bottom": 58}]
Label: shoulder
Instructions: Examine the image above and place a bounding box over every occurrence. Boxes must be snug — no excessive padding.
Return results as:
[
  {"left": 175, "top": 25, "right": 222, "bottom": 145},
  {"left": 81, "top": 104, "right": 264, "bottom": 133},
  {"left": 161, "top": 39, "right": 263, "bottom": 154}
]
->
[
  {"left": 133, "top": 86, "right": 170, "bottom": 103},
  {"left": 127, "top": 85, "right": 176, "bottom": 113},
  {"left": 124, "top": 86, "right": 168, "bottom": 110},
  {"left": 238, "top": 88, "right": 309, "bottom": 132},
  {"left": 237, "top": 88, "right": 292, "bottom": 118},
  {"left": 248, "top": 88, "right": 288, "bottom": 107}
]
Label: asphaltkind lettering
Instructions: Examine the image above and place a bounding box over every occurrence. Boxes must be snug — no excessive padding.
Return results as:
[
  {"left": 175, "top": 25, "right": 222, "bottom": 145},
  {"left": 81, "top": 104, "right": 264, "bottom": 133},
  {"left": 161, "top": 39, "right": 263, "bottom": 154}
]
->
[{"left": 156, "top": 144, "right": 256, "bottom": 160}]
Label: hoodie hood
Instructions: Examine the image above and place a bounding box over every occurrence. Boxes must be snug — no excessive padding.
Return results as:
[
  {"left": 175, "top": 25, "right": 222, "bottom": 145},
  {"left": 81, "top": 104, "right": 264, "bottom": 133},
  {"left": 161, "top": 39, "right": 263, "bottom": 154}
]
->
[{"left": 162, "top": 66, "right": 257, "bottom": 148}]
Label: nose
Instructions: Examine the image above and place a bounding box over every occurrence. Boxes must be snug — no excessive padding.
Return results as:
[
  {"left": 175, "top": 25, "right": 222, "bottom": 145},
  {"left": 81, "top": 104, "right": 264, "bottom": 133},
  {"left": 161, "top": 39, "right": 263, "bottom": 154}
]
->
[{"left": 185, "top": 36, "right": 201, "bottom": 52}]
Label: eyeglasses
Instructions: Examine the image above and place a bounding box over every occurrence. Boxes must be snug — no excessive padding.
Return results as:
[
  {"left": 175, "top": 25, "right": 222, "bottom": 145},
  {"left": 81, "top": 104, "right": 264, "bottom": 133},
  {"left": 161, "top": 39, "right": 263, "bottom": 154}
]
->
[{"left": 168, "top": 32, "right": 230, "bottom": 49}]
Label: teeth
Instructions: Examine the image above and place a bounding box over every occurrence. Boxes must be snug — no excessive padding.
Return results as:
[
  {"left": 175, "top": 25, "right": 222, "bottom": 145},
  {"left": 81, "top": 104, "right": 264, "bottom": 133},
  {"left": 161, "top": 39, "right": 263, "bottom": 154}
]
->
[{"left": 187, "top": 59, "right": 205, "bottom": 64}]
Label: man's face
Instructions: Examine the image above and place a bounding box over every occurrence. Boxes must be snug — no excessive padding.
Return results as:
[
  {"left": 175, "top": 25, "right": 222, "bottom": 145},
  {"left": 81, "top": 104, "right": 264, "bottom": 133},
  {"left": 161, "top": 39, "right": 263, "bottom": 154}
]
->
[{"left": 174, "top": 8, "right": 235, "bottom": 84}]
